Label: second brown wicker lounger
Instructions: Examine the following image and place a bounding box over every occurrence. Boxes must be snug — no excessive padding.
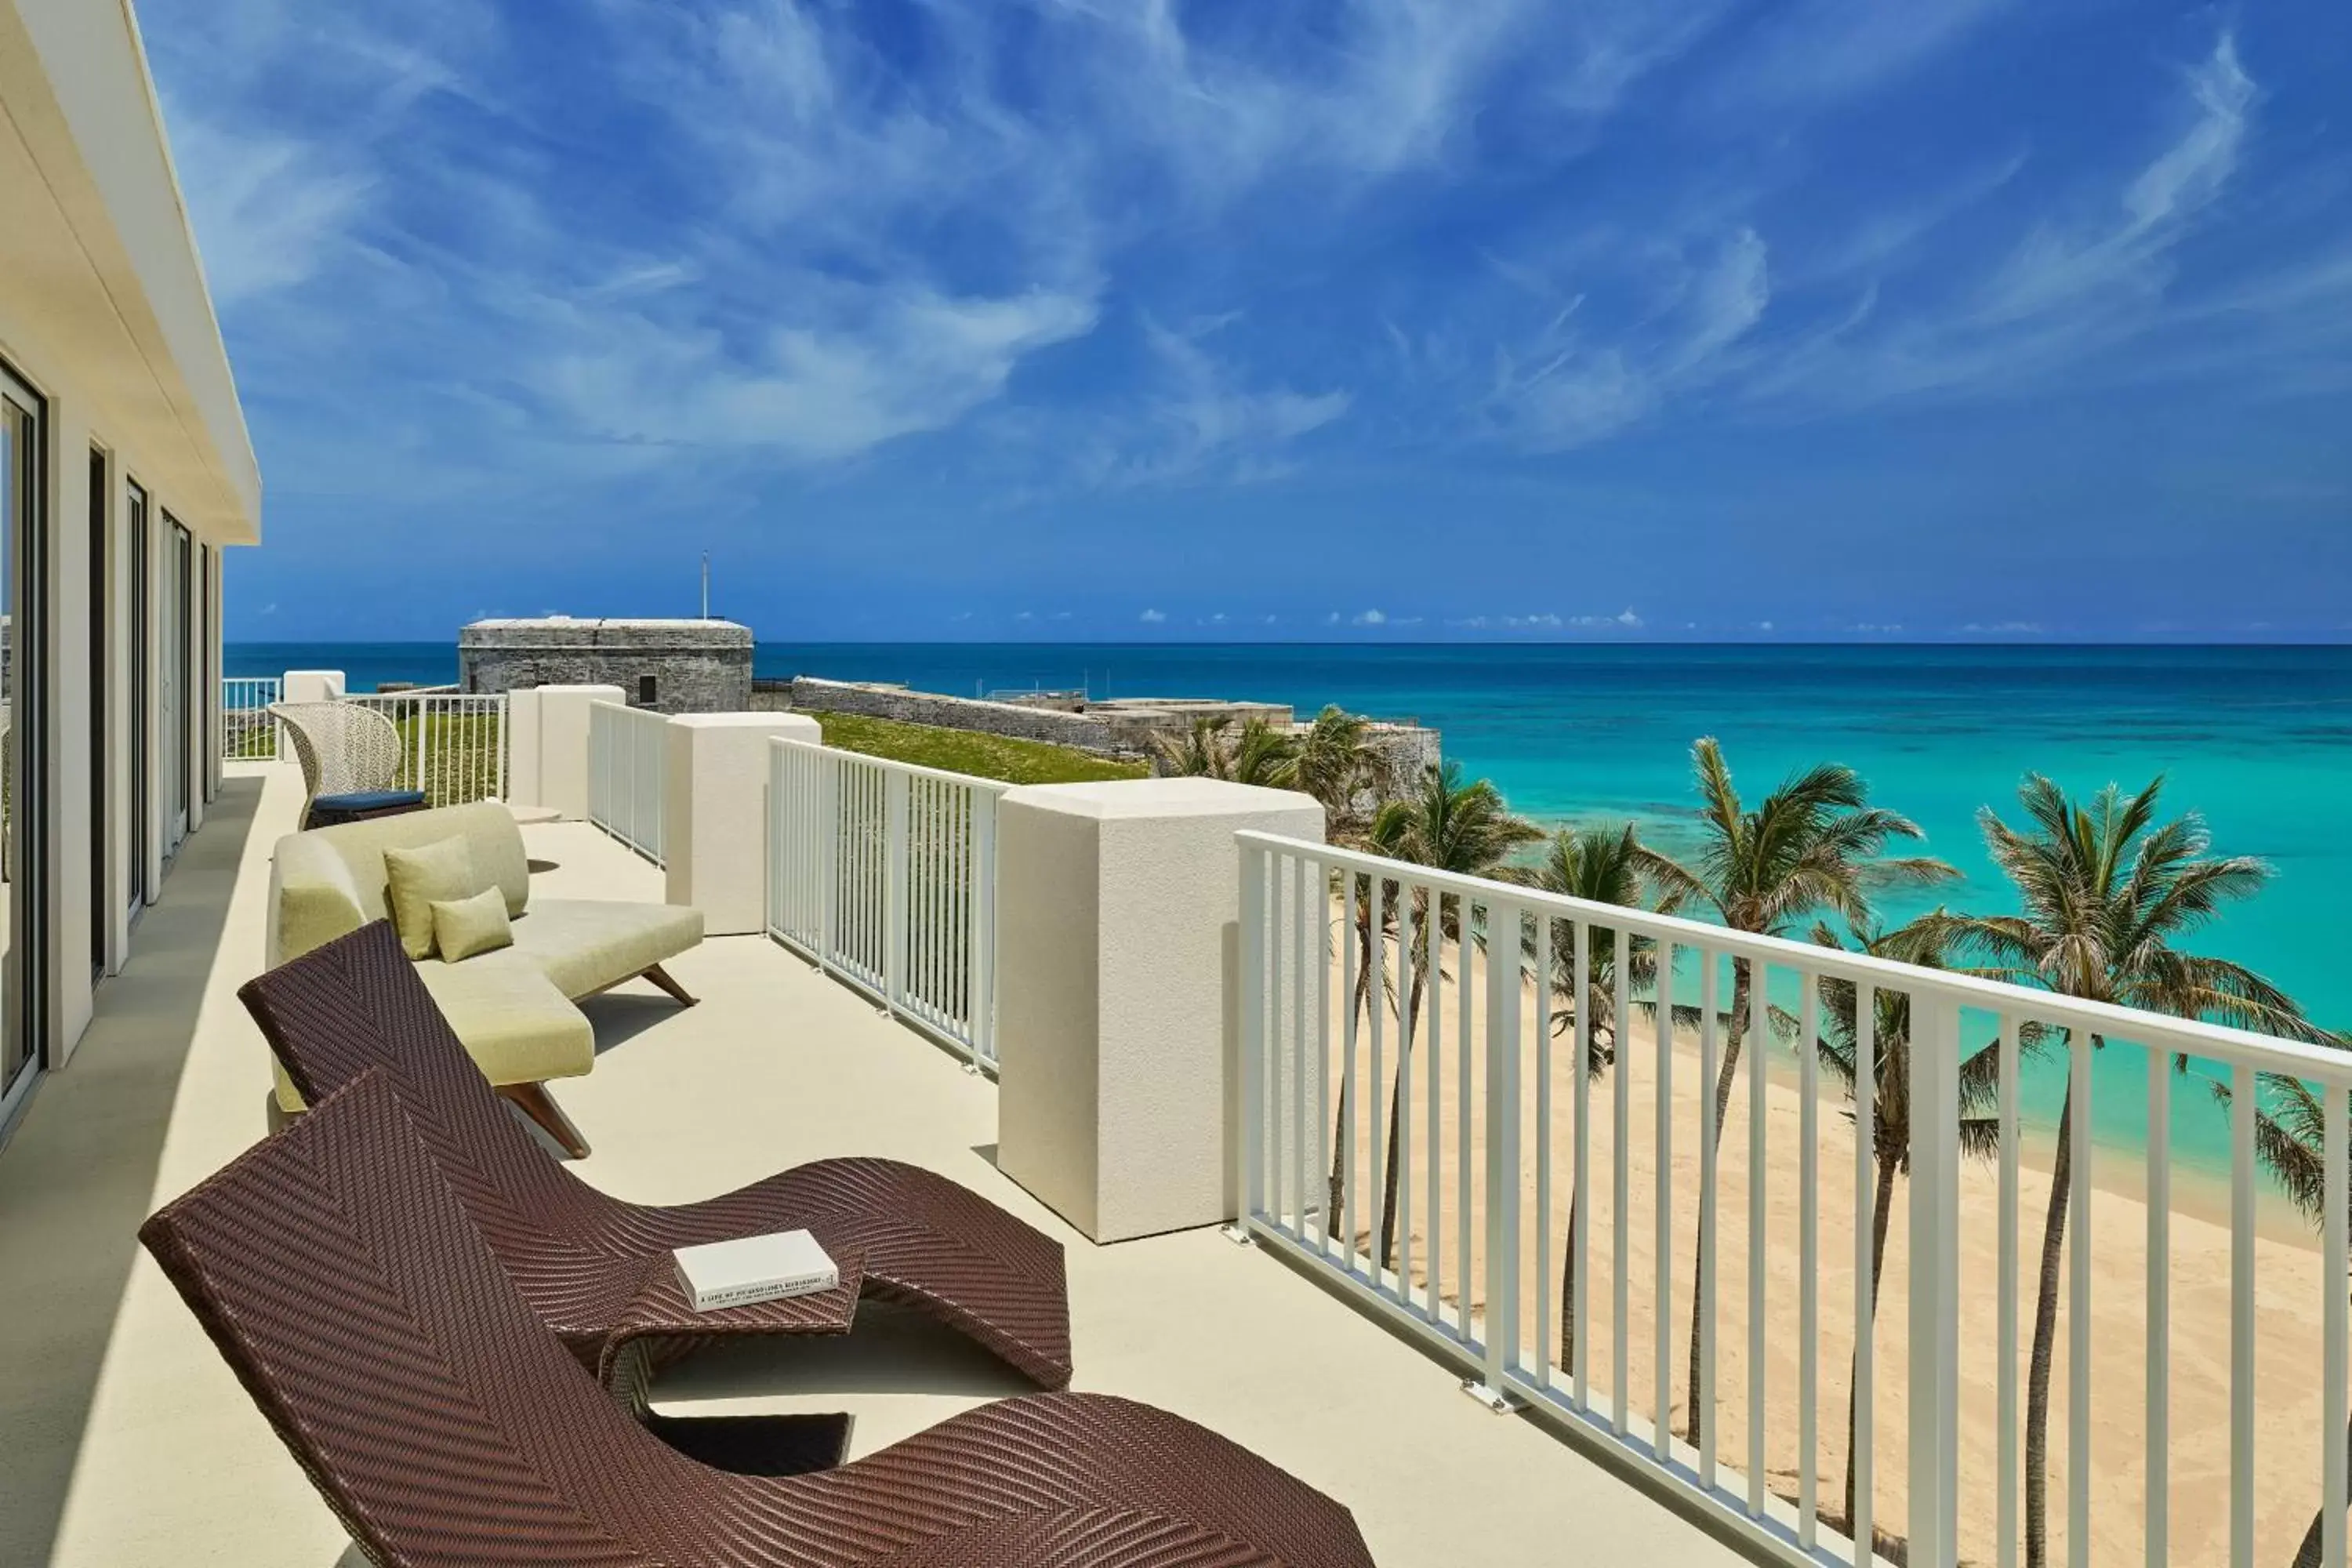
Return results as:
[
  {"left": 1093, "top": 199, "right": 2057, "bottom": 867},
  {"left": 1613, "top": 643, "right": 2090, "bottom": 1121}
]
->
[
  {"left": 239, "top": 920, "right": 1073, "bottom": 1395},
  {"left": 142, "top": 1069, "right": 1378, "bottom": 1568}
]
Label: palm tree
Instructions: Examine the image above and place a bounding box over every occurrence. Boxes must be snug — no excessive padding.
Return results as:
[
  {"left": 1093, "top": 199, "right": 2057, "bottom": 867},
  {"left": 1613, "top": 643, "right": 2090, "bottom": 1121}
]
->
[
  {"left": 1151, "top": 714, "right": 1233, "bottom": 778},
  {"left": 1152, "top": 713, "right": 1299, "bottom": 786},
  {"left": 1363, "top": 763, "right": 1541, "bottom": 1269},
  {"left": 1809, "top": 915, "right": 2012, "bottom": 1536},
  {"left": 2208, "top": 1058, "right": 2352, "bottom": 1568},
  {"left": 1917, "top": 777, "right": 2318, "bottom": 1568},
  {"left": 1286, "top": 706, "right": 1383, "bottom": 844},
  {"left": 1515, "top": 822, "right": 1656, "bottom": 1370},
  {"left": 1228, "top": 717, "right": 1300, "bottom": 787},
  {"left": 1634, "top": 739, "right": 1958, "bottom": 1448}
]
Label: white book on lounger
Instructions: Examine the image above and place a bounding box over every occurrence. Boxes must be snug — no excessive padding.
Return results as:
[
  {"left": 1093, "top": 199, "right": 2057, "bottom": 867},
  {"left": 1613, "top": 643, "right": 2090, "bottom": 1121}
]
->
[{"left": 673, "top": 1229, "right": 838, "bottom": 1312}]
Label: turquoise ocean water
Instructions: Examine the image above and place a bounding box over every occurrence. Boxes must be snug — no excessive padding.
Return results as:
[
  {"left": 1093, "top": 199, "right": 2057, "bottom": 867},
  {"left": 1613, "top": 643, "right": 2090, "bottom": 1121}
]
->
[{"left": 231, "top": 641, "right": 2352, "bottom": 1178}]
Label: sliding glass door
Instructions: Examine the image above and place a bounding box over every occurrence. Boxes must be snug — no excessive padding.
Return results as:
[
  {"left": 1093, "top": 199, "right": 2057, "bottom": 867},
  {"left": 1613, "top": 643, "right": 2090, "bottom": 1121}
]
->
[{"left": 2, "top": 365, "right": 46, "bottom": 1126}]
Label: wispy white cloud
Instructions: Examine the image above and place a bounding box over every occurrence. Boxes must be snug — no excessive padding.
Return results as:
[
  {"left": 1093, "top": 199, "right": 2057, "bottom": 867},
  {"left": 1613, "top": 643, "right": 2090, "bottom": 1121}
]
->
[
  {"left": 1739, "top": 31, "right": 2274, "bottom": 412},
  {"left": 1699, "top": 0, "right": 2013, "bottom": 114},
  {"left": 1485, "top": 229, "right": 1769, "bottom": 448},
  {"left": 1975, "top": 33, "right": 2253, "bottom": 326},
  {"left": 535, "top": 286, "right": 1100, "bottom": 460},
  {"left": 169, "top": 116, "right": 370, "bottom": 307},
  {"left": 1074, "top": 319, "right": 1350, "bottom": 486},
  {"left": 1138, "top": 608, "right": 1167, "bottom": 623}
]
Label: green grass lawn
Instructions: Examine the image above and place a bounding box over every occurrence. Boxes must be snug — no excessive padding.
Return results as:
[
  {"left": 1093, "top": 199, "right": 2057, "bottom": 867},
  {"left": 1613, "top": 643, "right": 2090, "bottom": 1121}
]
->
[
  {"left": 390, "top": 710, "right": 505, "bottom": 805},
  {"left": 812, "top": 710, "right": 1148, "bottom": 786}
]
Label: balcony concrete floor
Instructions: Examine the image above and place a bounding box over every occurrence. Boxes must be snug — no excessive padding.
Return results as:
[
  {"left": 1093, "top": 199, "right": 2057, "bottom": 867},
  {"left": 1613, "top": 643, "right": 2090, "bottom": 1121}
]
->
[{"left": 0, "top": 763, "right": 1745, "bottom": 1568}]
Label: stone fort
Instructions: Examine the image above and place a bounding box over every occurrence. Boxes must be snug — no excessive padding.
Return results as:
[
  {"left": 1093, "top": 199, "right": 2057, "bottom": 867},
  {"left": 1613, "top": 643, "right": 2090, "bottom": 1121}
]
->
[{"left": 459, "top": 617, "right": 753, "bottom": 714}]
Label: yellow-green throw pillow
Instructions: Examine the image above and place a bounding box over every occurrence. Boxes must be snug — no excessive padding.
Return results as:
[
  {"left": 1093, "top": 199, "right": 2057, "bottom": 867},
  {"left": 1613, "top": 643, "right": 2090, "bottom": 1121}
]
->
[
  {"left": 382, "top": 837, "right": 479, "bottom": 959},
  {"left": 430, "top": 887, "right": 514, "bottom": 963}
]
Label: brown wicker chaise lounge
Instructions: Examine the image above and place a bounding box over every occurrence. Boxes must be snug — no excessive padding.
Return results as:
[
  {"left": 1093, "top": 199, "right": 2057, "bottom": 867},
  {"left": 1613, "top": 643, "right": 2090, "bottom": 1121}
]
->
[
  {"left": 239, "top": 920, "right": 1073, "bottom": 1396},
  {"left": 141, "top": 1069, "right": 1379, "bottom": 1568}
]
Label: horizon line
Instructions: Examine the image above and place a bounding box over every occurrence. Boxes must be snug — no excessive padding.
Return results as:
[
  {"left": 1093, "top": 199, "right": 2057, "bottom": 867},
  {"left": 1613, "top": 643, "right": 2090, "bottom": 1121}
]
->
[{"left": 223, "top": 635, "right": 2352, "bottom": 650}]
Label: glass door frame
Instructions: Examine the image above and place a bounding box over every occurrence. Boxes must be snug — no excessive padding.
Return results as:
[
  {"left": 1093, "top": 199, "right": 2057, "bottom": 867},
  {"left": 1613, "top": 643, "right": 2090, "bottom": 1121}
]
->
[
  {"left": 2, "top": 358, "right": 49, "bottom": 1136},
  {"left": 163, "top": 514, "right": 190, "bottom": 857},
  {"left": 126, "top": 479, "right": 148, "bottom": 914},
  {"left": 89, "top": 448, "right": 108, "bottom": 982}
]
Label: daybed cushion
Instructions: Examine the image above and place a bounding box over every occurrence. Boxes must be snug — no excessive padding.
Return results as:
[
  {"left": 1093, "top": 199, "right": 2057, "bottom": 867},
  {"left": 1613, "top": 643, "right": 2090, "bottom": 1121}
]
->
[
  {"left": 413, "top": 957, "right": 594, "bottom": 1087},
  {"left": 271, "top": 949, "right": 590, "bottom": 1110},
  {"left": 432, "top": 887, "right": 515, "bottom": 963},
  {"left": 383, "top": 837, "right": 479, "bottom": 958},
  {"left": 509, "top": 898, "right": 706, "bottom": 999}
]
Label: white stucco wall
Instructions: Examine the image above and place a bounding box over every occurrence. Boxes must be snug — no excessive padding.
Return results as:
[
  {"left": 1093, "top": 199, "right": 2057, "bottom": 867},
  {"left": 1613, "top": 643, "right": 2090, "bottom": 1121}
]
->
[
  {"left": 662, "top": 713, "right": 821, "bottom": 934},
  {"left": 996, "top": 779, "right": 1325, "bottom": 1243},
  {"left": 0, "top": 0, "right": 258, "bottom": 1066}
]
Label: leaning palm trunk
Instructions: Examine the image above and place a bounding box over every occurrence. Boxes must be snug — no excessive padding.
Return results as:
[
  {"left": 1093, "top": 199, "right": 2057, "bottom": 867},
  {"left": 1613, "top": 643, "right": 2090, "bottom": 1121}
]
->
[
  {"left": 2024, "top": 1073, "right": 2078, "bottom": 1568},
  {"left": 1844, "top": 1156, "right": 1900, "bottom": 1532},
  {"left": 1326, "top": 907, "right": 1379, "bottom": 1233},
  {"left": 1683, "top": 962, "right": 1753, "bottom": 1446},
  {"left": 1559, "top": 1203, "right": 1582, "bottom": 1370},
  {"left": 2292, "top": 1406, "right": 2352, "bottom": 1566},
  {"left": 1377, "top": 968, "right": 1429, "bottom": 1271}
]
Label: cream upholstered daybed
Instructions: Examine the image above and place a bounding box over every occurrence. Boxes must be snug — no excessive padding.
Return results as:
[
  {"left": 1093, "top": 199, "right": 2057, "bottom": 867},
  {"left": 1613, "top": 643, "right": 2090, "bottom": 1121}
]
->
[{"left": 265, "top": 800, "right": 703, "bottom": 1153}]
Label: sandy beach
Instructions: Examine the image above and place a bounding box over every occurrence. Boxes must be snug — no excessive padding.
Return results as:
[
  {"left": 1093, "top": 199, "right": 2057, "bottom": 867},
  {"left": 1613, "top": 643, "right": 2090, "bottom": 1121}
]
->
[{"left": 1294, "top": 928, "right": 2342, "bottom": 1568}]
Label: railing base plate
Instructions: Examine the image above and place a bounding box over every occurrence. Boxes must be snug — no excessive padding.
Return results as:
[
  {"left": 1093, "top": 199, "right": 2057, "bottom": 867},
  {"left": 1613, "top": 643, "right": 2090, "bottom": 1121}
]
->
[
  {"left": 1220, "top": 1225, "right": 1256, "bottom": 1247},
  {"left": 1461, "top": 1380, "right": 1524, "bottom": 1414}
]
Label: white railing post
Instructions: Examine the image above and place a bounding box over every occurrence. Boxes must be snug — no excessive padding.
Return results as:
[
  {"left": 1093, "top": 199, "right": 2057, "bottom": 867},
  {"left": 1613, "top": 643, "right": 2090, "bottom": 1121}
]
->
[
  {"left": 1235, "top": 836, "right": 1266, "bottom": 1240},
  {"left": 884, "top": 768, "right": 909, "bottom": 1009},
  {"left": 818, "top": 750, "right": 840, "bottom": 975},
  {"left": 618, "top": 708, "right": 635, "bottom": 845},
  {"left": 1908, "top": 993, "right": 1962, "bottom": 1568},
  {"left": 1471, "top": 895, "right": 1523, "bottom": 1413},
  {"left": 408, "top": 694, "right": 426, "bottom": 795},
  {"left": 969, "top": 792, "right": 996, "bottom": 1069},
  {"left": 767, "top": 739, "right": 784, "bottom": 938}
]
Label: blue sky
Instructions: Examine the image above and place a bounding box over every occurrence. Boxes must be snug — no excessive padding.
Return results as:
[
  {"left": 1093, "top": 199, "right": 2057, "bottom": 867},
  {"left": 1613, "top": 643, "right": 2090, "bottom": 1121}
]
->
[{"left": 143, "top": 0, "right": 2352, "bottom": 643}]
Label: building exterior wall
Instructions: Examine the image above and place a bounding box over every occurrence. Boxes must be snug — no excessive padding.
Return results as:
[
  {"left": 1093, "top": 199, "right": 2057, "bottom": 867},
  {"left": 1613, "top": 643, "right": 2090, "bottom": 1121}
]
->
[
  {"left": 0, "top": 0, "right": 257, "bottom": 1104},
  {"left": 459, "top": 619, "right": 753, "bottom": 715}
]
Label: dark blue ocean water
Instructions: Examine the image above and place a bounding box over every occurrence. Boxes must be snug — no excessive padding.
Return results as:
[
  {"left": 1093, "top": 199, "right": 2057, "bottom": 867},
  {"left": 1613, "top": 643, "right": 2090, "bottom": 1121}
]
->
[{"left": 230, "top": 640, "right": 2352, "bottom": 1164}]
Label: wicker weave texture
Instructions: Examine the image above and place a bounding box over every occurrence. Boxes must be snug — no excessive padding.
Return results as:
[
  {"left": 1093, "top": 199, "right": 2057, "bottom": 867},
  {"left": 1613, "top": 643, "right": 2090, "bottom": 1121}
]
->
[
  {"left": 239, "top": 920, "right": 1073, "bottom": 1392},
  {"left": 272, "top": 701, "right": 408, "bottom": 800},
  {"left": 142, "top": 1070, "right": 1377, "bottom": 1567}
]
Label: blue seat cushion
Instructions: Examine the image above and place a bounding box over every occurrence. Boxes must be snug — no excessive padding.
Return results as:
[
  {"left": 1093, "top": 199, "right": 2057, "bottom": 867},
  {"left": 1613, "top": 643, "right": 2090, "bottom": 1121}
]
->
[{"left": 314, "top": 789, "right": 429, "bottom": 811}]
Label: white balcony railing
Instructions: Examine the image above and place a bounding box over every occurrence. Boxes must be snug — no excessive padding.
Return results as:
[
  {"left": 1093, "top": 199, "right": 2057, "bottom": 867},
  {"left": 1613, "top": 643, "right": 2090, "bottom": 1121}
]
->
[
  {"left": 586, "top": 699, "right": 666, "bottom": 866},
  {"left": 219, "top": 677, "right": 282, "bottom": 761},
  {"left": 766, "top": 737, "right": 1003, "bottom": 1069},
  {"left": 340, "top": 691, "right": 510, "bottom": 808},
  {"left": 1234, "top": 829, "right": 2350, "bottom": 1568}
]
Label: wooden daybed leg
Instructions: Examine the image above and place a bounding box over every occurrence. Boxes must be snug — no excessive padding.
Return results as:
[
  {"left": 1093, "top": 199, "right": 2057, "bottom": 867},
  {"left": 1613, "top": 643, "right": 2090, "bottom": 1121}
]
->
[
  {"left": 643, "top": 963, "right": 699, "bottom": 1008},
  {"left": 499, "top": 1081, "right": 591, "bottom": 1159}
]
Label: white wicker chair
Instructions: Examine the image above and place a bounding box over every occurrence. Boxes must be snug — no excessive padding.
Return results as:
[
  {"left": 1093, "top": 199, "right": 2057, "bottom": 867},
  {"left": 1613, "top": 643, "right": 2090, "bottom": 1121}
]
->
[{"left": 270, "top": 702, "right": 422, "bottom": 828}]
